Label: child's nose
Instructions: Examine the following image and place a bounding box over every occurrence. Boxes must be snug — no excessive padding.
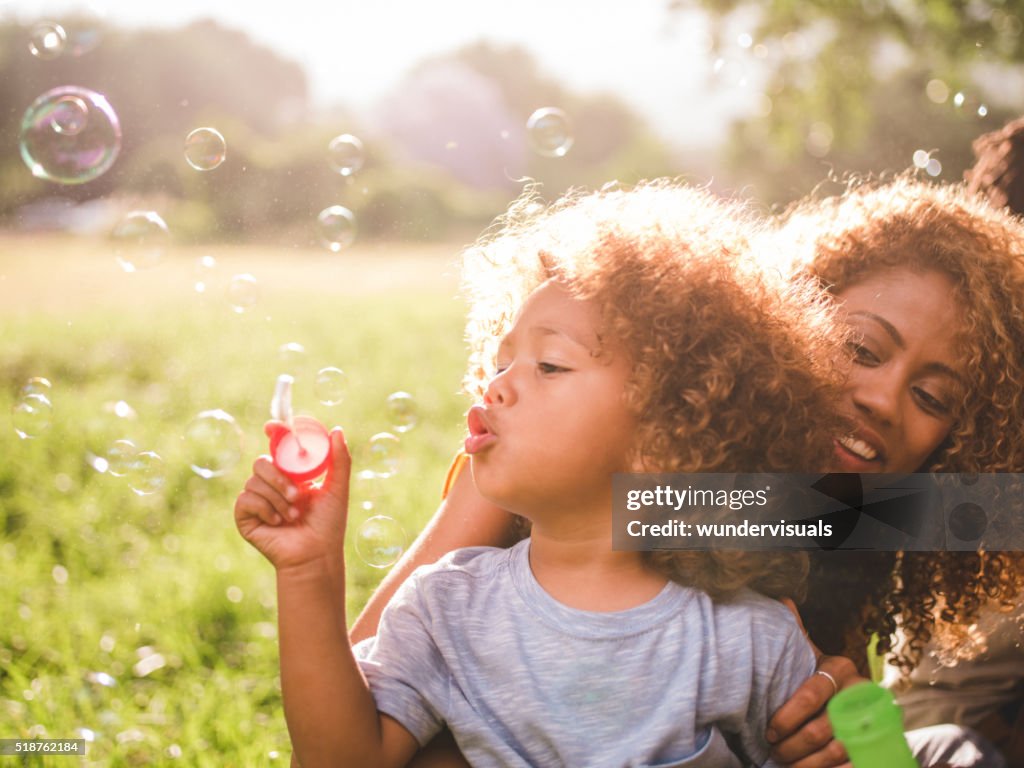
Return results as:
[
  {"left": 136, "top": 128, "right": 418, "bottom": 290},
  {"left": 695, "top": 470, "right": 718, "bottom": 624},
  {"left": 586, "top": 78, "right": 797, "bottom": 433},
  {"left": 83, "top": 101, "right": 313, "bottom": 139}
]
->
[{"left": 484, "top": 367, "right": 516, "bottom": 406}]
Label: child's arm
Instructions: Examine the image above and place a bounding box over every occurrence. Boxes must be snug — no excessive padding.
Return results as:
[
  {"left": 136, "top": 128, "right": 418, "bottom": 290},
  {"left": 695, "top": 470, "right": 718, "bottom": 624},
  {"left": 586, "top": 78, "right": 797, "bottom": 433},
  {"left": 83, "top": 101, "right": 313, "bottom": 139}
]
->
[
  {"left": 350, "top": 452, "right": 518, "bottom": 643},
  {"left": 235, "top": 427, "right": 419, "bottom": 768}
]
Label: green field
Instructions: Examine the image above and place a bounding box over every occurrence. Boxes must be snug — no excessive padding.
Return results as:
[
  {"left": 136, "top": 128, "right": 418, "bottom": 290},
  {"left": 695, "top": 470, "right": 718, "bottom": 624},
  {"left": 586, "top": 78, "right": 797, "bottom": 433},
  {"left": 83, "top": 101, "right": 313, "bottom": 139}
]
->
[{"left": 0, "top": 234, "right": 471, "bottom": 766}]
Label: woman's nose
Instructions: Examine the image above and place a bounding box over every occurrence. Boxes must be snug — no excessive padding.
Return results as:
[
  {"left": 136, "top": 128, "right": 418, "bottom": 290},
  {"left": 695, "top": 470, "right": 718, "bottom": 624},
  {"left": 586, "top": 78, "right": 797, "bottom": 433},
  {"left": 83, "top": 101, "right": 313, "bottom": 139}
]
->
[{"left": 850, "top": 367, "right": 901, "bottom": 426}]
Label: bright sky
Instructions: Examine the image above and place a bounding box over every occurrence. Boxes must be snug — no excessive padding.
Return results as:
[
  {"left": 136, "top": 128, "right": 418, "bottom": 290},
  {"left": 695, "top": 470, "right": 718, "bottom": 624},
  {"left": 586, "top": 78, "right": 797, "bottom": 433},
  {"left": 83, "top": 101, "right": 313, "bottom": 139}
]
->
[{"left": 4, "top": 0, "right": 756, "bottom": 148}]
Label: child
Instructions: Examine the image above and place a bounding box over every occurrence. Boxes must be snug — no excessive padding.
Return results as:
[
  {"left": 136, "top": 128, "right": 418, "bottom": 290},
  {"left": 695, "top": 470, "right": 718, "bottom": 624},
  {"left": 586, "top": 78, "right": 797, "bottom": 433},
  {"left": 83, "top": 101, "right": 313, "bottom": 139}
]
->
[{"left": 234, "top": 180, "right": 852, "bottom": 768}]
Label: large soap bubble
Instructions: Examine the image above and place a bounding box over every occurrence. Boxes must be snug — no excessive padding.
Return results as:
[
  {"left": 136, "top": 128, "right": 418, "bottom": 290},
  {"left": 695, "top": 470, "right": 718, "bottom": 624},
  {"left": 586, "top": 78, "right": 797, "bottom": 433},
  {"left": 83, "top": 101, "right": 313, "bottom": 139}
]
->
[{"left": 20, "top": 86, "right": 122, "bottom": 184}]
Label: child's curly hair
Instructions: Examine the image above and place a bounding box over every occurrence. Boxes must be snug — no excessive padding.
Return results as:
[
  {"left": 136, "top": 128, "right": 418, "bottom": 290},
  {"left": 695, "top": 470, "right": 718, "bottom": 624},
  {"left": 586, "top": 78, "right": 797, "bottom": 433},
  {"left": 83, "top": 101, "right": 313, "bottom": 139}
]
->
[
  {"left": 462, "top": 179, "right": 852, "bottom": 601},
  {"left": 780, "top": 174, "right": 1024, "bottom": 674}
]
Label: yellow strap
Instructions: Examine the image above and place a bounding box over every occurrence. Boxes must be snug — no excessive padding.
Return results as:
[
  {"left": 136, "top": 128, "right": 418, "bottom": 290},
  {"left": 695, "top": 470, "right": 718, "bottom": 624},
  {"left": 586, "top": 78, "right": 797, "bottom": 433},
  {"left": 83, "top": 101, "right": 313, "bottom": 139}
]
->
[{"left": 441, "top": 451, "right": 470, "bottom": 500}]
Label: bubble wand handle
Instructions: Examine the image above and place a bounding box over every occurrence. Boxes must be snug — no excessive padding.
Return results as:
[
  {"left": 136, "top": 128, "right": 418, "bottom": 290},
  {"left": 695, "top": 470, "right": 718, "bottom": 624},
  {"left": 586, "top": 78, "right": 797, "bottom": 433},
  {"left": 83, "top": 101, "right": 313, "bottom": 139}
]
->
[
  {"left": 270, "top": 374, "right": 304, "bottom": 453},
  {"left": 269, "top": 375, "right": 332, "bottom": 486}
]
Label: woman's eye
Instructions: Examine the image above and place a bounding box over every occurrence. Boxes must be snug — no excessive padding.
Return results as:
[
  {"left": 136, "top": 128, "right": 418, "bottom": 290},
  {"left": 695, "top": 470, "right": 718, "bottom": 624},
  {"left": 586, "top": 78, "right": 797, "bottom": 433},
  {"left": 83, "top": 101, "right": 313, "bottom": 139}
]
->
[
  {"left": 913, "top": 387, "right": 951, "bottom": 416},
  {"left": 847, "top": 341, "right": 880, "bottom": 366},
  {"left": 538, "top": 362, "right": 569, "bottom": 375}
]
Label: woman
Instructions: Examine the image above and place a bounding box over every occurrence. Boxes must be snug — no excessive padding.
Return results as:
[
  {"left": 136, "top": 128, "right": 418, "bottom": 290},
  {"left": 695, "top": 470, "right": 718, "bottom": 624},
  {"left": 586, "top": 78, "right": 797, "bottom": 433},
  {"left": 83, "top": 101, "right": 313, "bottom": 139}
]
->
[
  {"left": 777, "top": 175, "right": 1024, "bottom": 767},
  {"left": 350, "top": 176, "right": 1024, "bottom": 768}
]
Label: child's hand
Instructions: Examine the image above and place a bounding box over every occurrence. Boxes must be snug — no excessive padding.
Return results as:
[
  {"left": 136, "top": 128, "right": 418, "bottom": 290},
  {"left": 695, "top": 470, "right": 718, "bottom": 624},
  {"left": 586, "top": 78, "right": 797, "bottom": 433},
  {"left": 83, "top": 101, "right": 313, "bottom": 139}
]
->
[{"left": 234, "top": 422, "right": 351, "bottom": 572}]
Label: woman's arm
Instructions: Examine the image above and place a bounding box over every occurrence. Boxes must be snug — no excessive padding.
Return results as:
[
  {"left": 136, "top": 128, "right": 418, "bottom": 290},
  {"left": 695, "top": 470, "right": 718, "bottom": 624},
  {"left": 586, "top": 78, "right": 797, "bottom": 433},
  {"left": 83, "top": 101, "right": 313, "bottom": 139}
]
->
[{"left": 350, "top": 454, "right": 518, "bottom": 643}]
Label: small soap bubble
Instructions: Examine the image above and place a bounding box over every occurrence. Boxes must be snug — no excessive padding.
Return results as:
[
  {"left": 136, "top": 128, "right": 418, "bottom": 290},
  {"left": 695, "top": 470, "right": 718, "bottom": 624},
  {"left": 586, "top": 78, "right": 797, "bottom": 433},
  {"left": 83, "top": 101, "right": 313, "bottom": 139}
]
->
[
  {"left": 105, "top": 439, "right": 137, "bottom": 477},
  {"left": 355, "top": 515, "right": 406, "bottom": 568},
  {"left": 112, "top": 211, "right": 169, "bottom": 272},
  {"left": 12, "top": 393, "right": 53, "bottom": 439},
  {"left": 712, "top": 55, "right": 749, "bottom": 88},
  {"left": 805, "top": 122, "right": 834, "bottom": 158},
  {"left": 316, "top": 206, "right": 357, "bottom": 252},
  {"left": 128, "top": 451, "right": 165, "bottom": 496},
  {"left": 913, "top": 149, "right": 931, "bottom": 169},
  {"left": 86, "top": 671, "right": 117, "bottom": 687},
  {"left": 183, "top": 409, "right": 243, "bottom": 479},
  {"left": 386, "top": 391, "right": 418, "bottom": 433},
  {"left": 925, "top": 79, "right": 949, "bottom": 104},
  {"left": 278, "top": 342, "right": 307, "bottom": 373},
  {"left": 314, "top": 367, "right": 347, "bottom": 406},
  {"left": 20, "top": 86, "right": 121, "bottom": 184},
  {"left": 103, "top": 399, "right": 138, "bottom": 420},
  {"left": 526, "top": 107, "right": 574, "bottom": 158},
  {"left": 327, "top": 134, "right": 365, "bottom": 176},
  {"left": 194, "top": 255, "right": 217, "bottom": 294},
  {"left": 19, "top": 377, "right": 52, "bottom": 397},
  {"left": 977, "top": 104, "right": 988, "bottom": 117},
  {"left": 227, "top": 273, "right": 259, "bottom": 313},
  {"left": 184, "top": 127, "right": 227, "bottom": 171},
  {"left": 52, "top": 564, "right": 69, "bottom": 584},
  {"left": 50, "top": 95, "right": 89, "bottom": 136},
  {"left": 926, "top": 158, "right": 943, "bottom": 177},
  {"left": 367, "top": 432, "right": 401, "bottom": 478},
  {"left": 28, "top": 21, "right": 67, "bottom": 59}
]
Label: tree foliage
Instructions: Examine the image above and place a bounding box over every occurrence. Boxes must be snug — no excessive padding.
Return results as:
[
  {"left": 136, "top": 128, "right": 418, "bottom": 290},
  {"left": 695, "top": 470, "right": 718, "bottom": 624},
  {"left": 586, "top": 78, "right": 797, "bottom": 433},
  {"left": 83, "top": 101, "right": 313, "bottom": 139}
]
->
[{"left": 673, "top": 0, "right": 1024, "bottom": 203}]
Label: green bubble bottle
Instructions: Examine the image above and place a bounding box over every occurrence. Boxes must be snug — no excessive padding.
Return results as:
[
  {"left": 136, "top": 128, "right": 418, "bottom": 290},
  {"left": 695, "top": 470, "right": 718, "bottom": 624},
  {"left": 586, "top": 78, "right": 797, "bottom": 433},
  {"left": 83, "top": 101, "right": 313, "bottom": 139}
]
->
[{"left": 827, "top": 682, "right": 918, "bottom": 768}]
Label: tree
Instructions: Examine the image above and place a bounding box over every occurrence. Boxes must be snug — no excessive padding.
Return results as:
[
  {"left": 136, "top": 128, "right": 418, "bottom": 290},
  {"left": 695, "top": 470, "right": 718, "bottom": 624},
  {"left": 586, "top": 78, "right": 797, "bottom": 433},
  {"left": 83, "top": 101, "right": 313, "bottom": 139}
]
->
[{"left": 671, "top": 0, "right": 1024, "bottom": 203}]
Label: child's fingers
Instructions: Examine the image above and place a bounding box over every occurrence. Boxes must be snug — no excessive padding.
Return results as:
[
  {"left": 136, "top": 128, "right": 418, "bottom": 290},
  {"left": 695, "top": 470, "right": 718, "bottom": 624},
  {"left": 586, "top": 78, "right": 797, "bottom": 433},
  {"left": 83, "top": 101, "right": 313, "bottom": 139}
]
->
[
  {"left": 252, "top": 456, "right": 299, "bottom": 503},
  {"left": 320, "top": 428, "right": 352, "bottom": 508},
  {"left": 244, "top": 474, "right": 291, "bottom": 519},
  {"left": 234, "top": 489, "right": 283, "bottom": 529}
]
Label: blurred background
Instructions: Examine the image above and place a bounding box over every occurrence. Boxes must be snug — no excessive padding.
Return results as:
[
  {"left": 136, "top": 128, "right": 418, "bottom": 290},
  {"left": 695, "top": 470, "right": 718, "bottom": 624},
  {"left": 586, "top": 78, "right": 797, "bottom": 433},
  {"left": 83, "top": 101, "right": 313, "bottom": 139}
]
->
[{"left": 2, "top": 0, "right": 1023, "bottom": 765}]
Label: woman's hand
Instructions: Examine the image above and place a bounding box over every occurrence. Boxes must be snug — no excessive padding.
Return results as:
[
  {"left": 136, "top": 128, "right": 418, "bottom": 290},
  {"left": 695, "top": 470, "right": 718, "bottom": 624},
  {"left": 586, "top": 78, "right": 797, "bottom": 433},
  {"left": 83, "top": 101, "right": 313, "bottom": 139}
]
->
[
  {"left": 234, "top": 422, "right": 351, "bottom": 572},
  {"left": 768, "top": 598, "right": 866, "bottom": 767}
]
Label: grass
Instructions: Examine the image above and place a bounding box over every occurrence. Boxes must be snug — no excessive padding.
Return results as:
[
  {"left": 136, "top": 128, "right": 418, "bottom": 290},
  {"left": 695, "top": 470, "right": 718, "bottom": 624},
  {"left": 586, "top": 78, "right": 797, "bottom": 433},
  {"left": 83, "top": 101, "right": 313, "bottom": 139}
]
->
[{"left": 0, "top": 234, "right": 471, "bottom": 766}]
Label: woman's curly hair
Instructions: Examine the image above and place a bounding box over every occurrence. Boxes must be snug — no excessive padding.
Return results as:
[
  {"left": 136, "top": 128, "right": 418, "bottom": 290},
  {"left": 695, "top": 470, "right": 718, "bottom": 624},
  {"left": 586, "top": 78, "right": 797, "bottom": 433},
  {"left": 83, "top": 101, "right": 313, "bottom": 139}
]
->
[
  {"left": 779, "top": 174, "right": 1024, "bottom": 675},
  {"left": 462, "top": 179, "right": 852, "bottom": 601}
]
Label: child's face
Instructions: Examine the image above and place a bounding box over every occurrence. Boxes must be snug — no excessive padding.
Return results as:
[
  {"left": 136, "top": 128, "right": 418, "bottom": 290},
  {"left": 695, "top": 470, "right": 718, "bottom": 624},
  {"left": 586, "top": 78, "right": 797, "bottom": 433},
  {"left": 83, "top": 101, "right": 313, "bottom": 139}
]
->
[{"left": 467, "top": 280, "right": 636, "bottom": 519}]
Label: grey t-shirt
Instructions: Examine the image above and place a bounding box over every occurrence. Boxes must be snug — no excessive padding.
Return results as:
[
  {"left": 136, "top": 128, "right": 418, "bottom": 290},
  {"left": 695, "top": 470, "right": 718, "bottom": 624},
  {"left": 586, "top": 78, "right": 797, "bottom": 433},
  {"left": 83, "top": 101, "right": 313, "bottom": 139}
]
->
[{"left": 354, "top": 540, "right": 816, "bottom": 767}]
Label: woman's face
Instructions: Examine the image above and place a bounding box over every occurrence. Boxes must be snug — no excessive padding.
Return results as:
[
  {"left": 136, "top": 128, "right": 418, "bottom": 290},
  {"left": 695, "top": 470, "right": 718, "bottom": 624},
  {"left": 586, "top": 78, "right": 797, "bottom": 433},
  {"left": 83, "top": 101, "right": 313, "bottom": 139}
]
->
[{"left": 831, "top": 267, "right": 964, "bottom": 473}]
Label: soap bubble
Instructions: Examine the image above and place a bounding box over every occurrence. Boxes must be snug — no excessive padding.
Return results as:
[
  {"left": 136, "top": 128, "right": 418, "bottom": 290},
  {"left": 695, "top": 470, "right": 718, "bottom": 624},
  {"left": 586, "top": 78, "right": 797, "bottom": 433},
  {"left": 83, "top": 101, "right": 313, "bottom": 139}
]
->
[
  {"left": 105, "top": 439, "right": 138, "bottom": 478},
  {"left": 278, "top": 342, "right": 308, "bottom": 374},
  {"left": 49, "top": 95, "right": 89, "bottom": 136},
  {"left": 20, "top": 86, "right": 121, "bottom": 184},
  {"left": 128, "top": 451, "right": 165, "bottom": 496},
  {"left": 193, "top": 255, "right": 217, "bottom": 294},
  {"left": 19, "top": 377, "right": 53, "bottom": 398},
  {"left": 913, "top": 149, "right": 931, "bottom": 169},
  {"left": 367, "top": 432, "right": 400, "bottom": 478},
  {"left": 314, "top": 367, "right": 347, "bottom": 406},
  {"left": 355, "top": 515, "right": 406, "bottom": 568},
  {"left": 112, "top": 211, "right": 169, "bottom": 272},
  {"left": 12, "top": 393, "right": 53, "bottom": 439},
  {"left": 526, "top": 107, "right": 574, "bottom": 158},
  {"left": 184, "top": 409, "right": 243, "bottom": 479},
  {"left": 327, "top": 134, "right": 365, "bottom": 176},
  {"left": 184, "top": 127, "right": 226, "bottom": 171},
  {"left": 386, "top": 391, "right": 418, "bottom": 433},
  {"left": 28, "top": 21, "right": 67, "bottom": 59},
  {"left": 226, "top": 273, "right": 259, "bottom": 313},
  {"left": 712, "top": 55, "right": 750, "bottom": 88},
  {"left": 316, "top": 206, "right": 357, "bottom": 252}
]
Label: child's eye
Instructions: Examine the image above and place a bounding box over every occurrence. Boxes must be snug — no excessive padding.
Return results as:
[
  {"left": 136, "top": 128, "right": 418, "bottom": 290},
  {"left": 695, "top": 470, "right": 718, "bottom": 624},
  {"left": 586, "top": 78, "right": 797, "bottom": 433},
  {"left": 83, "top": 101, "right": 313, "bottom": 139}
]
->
[
  {"left": 538, "top": 362, "right": 569, "bottom": 375},
  {"left": 847, "top": 341, "right": 880, "bottom": 366}
]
